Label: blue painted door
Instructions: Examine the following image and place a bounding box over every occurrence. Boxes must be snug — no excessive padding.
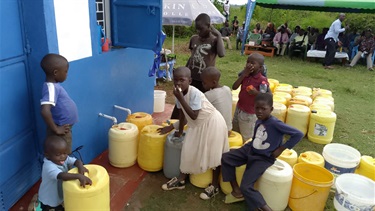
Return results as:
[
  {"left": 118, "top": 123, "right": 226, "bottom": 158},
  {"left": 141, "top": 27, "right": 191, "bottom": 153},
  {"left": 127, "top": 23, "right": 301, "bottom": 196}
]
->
[
  {"left": 111, "top": 0, "right": 163, "bottom": 52},
  {"left": 0, "top": 1, "right": 40, "bottom": 210}
]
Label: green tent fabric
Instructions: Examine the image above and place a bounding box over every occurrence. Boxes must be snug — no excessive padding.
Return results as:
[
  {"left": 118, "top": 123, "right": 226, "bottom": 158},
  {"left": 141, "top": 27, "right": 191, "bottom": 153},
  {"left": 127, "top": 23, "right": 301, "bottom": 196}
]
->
[{"left": 256, "top": 0, "right": 375, "bottom": 13}]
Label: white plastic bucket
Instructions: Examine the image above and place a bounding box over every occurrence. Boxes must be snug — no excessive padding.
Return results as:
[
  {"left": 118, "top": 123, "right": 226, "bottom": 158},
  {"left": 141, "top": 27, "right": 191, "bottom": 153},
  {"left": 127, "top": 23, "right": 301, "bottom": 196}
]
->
[
  {"left": 334, "top": 173, "right": 375, "bottom": 211},
  {"left": 154, "top": 90, "right": 166, "bottom": 113},
  {"left": 322, "top": 143, "right": 361, "bottom": 180}
]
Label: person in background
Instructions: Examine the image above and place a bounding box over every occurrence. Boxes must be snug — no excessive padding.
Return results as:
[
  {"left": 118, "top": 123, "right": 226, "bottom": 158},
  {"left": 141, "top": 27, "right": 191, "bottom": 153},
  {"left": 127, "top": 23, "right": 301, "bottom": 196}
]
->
[
  {"left": 236, "top": 21, "right": 246, "bottom": 50},
  {"left": 232, "top": 16, "right": 239, "bottom": 35},
  {"left": 289, "top": 29, "right": 308, "bottom": 59},
  {"left": 315, "top": 27, "right": 329, "bottom": 50},
  {"left": 170, "top": 13, "right": 225, "bottom": 119},
  {"left": 277, "top": 22, "right": 292, "bottom": 36},
  {"left": 323, "top": 13, "right": 349, "bottom": 69},
  {"left": 288, "top": 25, "right": 301, "bottom": 44},
  {"left": 201, "top": 67, "right": 232, "bottom": 135},
  {"left": 338, "top": 32, "right": 350, "bottom": 53},
  {"left": 220, "top": 21, "right": 233, "bottom": 50},
  {"left": 347, "top": 28, "right": 374, "bottom": 71},
  {"left": 159, "top": 67, "right": 229, "bottom": 200},
  {"left": 308, "top": 27, "right": 318, "bottom": 50},
  {"left": 253, "top": 23, "right": 264, "bottom": 34},
  {"left": 273, "top": 26, "right": 289, "bottom": 56},
  {"left": 221, "top": 93, "right": 304, "bottom": 211},
  {"left": 262, "top": 22, "right": 276, "bottom": 45},
  {"left": 223, "top": 0, "right": 230, "bottom": 21},
  {"left": 38, "top": 136, "right": 92, "bottom": 211},
  {"left": 232, "top": 53, "right": 269, "bottom": 142},
  {"left": 40, "top": 54, "right": 78, "bottom": 154}
]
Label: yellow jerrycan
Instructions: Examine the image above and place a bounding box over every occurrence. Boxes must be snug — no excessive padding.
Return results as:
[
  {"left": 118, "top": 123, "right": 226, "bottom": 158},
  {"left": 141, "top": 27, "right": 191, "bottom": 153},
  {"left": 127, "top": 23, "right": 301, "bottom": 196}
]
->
[
  {"left": 271, "top": 102, "right": 287, "bottom": 123},
  {"left": 228, "top": 131, "right": 243, "bottom": 147},
  {"left": 138, "top": 125, "right": 168, "bottom": 172},
  {"left": 308, "top": 110, "right": 336, "bottom": 144},
  {"left": 63, "top": 164, "right": 110, "bottom": 211},
  {"left": 286, "top": 104, "right": 310, "bottom": 136},
  {"left": 298, "top": 151, "right": 325, "bottom": 167},
  {"left": 126, "top": 112, "right": 153, "bottom": 133},
  {"left": 274, "top": 92, "right": 292, "bottom": 105},
  {"left": 277, "top": 148, "right": 298, "bottom": 167}
]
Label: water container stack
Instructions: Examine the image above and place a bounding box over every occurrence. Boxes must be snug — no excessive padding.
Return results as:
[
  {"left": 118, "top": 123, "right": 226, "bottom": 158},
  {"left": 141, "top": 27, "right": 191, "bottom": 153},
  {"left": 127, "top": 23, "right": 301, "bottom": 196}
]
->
[
  {"left": 268, "top": 78, "right": 279, "bottom": 93},
  {"left": 274, "top": 92, "right": 291, "bottom": 105}
]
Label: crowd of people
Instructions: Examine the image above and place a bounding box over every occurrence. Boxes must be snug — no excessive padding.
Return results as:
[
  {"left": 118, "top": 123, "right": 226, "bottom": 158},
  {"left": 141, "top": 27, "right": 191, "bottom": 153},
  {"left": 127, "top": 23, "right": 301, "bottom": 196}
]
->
[{"left": 218, "top": 13, "right": 374, "bottom": 71}]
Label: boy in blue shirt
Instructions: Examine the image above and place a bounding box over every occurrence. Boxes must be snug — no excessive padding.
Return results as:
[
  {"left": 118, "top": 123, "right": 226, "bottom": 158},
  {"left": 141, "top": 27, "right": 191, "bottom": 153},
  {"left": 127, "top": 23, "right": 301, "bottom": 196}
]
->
[
  {"left": 38, "top": 135, "right": 91, "bottom": 210},
  {"left": 40, "top": 54, "right": 78, "bottom": 153},
  {"left": 221, "top": 93, "right": 303, "bottom": 211}
]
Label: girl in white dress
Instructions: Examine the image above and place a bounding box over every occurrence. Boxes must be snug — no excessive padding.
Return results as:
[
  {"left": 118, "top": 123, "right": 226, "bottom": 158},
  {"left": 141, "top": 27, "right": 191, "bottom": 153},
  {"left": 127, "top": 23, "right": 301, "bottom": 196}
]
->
[{"left": 159, "top": 67, "right": 229, "bottom": 200}]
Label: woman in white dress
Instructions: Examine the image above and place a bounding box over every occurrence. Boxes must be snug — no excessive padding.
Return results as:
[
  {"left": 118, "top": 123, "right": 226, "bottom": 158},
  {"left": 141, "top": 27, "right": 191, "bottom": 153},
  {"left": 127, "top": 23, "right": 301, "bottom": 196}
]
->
[{"left": 159, "top": 67, "right": 229, "bottom": 200}]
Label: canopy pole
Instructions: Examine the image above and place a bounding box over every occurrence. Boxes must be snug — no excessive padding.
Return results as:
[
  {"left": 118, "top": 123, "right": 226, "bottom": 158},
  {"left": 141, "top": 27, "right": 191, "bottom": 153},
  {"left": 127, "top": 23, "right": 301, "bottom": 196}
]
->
[{"left": 172, "top": 25, "right": 175, "bottom": 54}]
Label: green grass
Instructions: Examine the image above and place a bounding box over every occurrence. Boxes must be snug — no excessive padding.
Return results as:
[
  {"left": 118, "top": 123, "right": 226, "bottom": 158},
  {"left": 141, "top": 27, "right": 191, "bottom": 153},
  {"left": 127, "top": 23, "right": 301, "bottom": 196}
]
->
[{"left": 150, "top": 36, "right": 375, "bottom": 210}]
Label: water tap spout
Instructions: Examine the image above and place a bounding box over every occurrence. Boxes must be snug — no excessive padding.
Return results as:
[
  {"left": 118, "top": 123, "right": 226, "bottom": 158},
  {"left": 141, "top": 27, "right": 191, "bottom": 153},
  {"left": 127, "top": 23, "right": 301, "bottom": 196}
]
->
[
  {"left": 114, "top": 105, "right": 132, "bottom": 116},
  {"left": 98, "top": 113, "right": 117, "bottom": 125}
]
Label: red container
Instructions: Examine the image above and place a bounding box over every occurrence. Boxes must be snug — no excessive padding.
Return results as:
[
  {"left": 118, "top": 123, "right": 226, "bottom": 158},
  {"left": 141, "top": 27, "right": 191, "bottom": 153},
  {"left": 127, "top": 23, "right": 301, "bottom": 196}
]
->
[{"left": 101, "top": 38, "right": 110, "bottom": 52}]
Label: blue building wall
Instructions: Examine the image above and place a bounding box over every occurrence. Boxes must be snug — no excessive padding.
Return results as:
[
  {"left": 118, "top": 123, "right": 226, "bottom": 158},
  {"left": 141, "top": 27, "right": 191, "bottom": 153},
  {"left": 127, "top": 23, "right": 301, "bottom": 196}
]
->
[
  {"left": 1, "top": 0, "right": 159, "bottom": 209},
  {"left": 24, "top": 0, "right": 156, "bottom": 164}
]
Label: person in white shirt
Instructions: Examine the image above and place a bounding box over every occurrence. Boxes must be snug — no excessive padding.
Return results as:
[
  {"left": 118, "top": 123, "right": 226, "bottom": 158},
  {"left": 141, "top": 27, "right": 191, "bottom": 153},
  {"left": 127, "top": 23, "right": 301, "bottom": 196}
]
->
[
  {"left": 323, "top": 13, "right": 349, "bottom": 69},
  {"left": 223, "top": 0, "right": 230, "bottom": 21}
]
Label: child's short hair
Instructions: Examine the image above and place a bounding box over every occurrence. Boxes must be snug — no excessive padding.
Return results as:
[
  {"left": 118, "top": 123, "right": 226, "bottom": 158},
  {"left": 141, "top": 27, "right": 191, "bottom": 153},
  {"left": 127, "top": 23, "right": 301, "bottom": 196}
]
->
[
  {"left": 202, "top": 66, "right": 221, "bottom": 80},
  {"left": 255, "top": 93, "right": 273, "bottom": 107},
  {"left": 40, "top": 53, "right": 68, "bottom": 75},
  {"left": 248, "top": 53, "right": 265, "bottom": 66},
  {"left": 195, "top": 13, "right": 210, "bottom": 25},
  {"left": 174, "top": 66, "right": 191, "bottom": 78},
  {"left": 44, "top": 135, "right": 67, "bottom": 153}
]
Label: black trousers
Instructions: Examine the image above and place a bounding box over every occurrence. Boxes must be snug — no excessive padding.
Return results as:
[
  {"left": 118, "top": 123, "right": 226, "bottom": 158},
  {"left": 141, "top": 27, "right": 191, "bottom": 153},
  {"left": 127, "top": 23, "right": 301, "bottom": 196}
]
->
[
  {"left": 170, "top": 79, "right": 205, "bottom": 119},
  {"left": 324, "top": 38, "right": 336, "bottom": 66}
]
